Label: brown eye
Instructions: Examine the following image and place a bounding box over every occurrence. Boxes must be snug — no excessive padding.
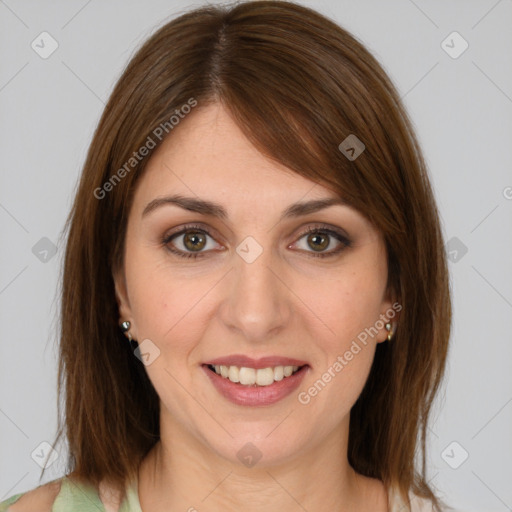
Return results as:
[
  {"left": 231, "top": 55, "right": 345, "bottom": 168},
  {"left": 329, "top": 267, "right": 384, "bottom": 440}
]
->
[
  {"left": 306, "top": 232, "right": 329, "bottom": 252},
  {"left": 292, "top": 226, "right": 351, "bottom": 258},
  {"left": 183, "top": 231, "right": 207, "bottom": 251},
  {"left": 162, "top": 225, "right": 222, "bottom": 259}
]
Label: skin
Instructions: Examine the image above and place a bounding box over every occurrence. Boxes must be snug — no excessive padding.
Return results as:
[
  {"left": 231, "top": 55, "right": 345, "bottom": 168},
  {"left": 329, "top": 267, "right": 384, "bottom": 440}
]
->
[{"left": 114, "top": 103, "right": 396, "bottom": 512}]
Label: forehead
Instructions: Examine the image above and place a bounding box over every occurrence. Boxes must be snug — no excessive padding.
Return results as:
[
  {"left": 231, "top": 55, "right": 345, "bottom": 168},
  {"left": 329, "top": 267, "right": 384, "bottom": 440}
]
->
[{"left": 134, "top": 103, "right": 341, "bottom": 207}]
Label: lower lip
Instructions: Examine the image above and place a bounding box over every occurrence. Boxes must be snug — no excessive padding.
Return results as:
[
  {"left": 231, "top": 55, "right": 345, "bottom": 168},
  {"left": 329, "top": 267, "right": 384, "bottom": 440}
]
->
[{"left": 202, "top": 365, "right": 309, "bottom": 406}]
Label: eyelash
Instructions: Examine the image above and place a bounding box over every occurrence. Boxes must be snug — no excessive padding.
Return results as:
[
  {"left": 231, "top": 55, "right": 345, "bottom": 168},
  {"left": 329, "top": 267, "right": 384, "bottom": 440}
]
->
[{"left": 161, "top": 223, "right": 352, "bottom": 259}]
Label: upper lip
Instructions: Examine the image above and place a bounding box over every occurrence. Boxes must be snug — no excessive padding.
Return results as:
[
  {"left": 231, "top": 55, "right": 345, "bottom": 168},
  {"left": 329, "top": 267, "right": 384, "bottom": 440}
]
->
[{"left": 203, "top": 354, "right": 309, "bottom": 369}]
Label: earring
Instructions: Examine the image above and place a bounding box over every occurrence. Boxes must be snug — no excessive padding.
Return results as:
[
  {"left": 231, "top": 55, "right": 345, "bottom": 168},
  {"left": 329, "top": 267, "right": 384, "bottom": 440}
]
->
[
  {"left": 385, "top": 322, "right": 394, "bottom": 342},
  {"left": 120, "top": 320, "right": 133, "bottom": 342}
]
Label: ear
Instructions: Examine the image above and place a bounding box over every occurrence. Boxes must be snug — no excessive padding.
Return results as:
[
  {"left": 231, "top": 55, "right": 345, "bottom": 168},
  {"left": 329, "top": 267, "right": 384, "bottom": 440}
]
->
[{"left": 113, "top": 265, "right": 136, "bottom": 338}]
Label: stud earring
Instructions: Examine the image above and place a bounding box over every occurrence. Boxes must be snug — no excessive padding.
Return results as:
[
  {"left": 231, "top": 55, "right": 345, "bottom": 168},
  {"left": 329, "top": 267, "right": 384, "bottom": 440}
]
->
[
  {"left": 385, "top": 322, "right": 394, "bottom": 342},
  {"left": 120, "top": 320, "right": 133, "bottom": 342}
]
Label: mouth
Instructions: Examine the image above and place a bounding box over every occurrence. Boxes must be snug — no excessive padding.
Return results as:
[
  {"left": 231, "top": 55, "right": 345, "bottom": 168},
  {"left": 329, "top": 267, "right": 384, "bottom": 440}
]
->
[
  {"left": 201, "top": 362, "right": 310, "bottom": 406},
  {"left": 204, "top": 363, "right": 307, "bottom": 387}
]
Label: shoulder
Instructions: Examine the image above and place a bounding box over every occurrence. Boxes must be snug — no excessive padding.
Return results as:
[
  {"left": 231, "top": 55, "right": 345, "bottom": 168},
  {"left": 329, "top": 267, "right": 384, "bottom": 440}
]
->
[
  {"left": 410, "top": 493, "right": 436, "bottom": 512},
  {"left": 389, "top": 487, "right": 438, "bottom": 512},
  {"left": 0, "top": 475, "right": 120, "bottom": 512},
  {"left": 0, "top": 478, "right": 62, "bottom": 512}
]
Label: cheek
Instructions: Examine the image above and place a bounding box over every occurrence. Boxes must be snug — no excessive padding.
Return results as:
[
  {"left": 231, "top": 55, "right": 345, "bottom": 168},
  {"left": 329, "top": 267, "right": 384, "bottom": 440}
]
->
[
  {"left": 304, "top": 323, "right": 377, "bottom": 417},
  {"left": 124, "top": 248, "right": 214, "bottom": 344},
  {"left": 298, "top": 266, "right": 385, "bottom": 345},
  {"left": 294, "top": 261, "right": 384, "bottom": 401}
]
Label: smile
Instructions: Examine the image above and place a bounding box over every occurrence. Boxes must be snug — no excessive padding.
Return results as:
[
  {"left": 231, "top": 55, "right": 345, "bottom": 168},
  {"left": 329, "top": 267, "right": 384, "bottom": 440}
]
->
[
  {"left": 207, "top": 364, "right": 304, "bottom": 386},
  {"left": 202, "top": 363, "right": 310, "bottom": 406}
]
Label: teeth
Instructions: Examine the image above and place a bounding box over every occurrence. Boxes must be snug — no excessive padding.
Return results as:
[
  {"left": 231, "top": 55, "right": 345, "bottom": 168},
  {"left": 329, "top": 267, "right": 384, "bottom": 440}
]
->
[
  {"left": 211, "top": 364, "right": 302, "bottom": 386},
  {"left": 283, "top": 366, "right": 294, "bottom": 377},
  {"left": 239, "top": 367, "right": 256, "bottom": 385},
  {"left": 255, "top": 367, "right": 274, "bottom": 386},
  {"left": 228, "top": 366, "right": 239, "bottom": 383}
]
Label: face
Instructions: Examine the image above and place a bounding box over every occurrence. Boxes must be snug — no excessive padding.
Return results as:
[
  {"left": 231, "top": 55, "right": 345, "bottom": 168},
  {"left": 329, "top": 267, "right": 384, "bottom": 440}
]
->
[{"left": 114, "top": 102, "right": 396, "bottom": 468}]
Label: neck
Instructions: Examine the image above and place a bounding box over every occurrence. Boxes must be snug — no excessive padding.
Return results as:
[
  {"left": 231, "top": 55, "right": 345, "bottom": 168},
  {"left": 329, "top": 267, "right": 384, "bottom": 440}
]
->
[{"left": 137, "top": 412, "right": 387, "bottom": 512}]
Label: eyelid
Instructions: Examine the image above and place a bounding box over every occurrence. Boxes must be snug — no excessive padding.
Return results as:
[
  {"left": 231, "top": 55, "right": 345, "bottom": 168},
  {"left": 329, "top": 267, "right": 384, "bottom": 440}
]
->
[
  {"left": 293, "top": 223, "right": 351, "bottom": 243},
  {"left": 163, "top": 222, "right": 217, "bottom": 239}
]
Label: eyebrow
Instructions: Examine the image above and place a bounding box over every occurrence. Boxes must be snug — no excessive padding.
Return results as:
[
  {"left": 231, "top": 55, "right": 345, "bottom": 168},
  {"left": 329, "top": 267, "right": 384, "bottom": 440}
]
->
[{"left": 141, "top": 194, "right": 349, "bottom": 221}]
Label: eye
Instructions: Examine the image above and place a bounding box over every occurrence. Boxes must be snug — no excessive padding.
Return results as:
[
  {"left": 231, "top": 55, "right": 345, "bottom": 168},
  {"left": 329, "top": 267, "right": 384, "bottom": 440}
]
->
[
  {"left": 162, "top": 224, "right": 222, "bottom": 259},
  {"left": 290, "top": 225, "right": 351, "bottom": 258},
  {"left": 162, "top": 223, "right": 351, "bottom": 260}
]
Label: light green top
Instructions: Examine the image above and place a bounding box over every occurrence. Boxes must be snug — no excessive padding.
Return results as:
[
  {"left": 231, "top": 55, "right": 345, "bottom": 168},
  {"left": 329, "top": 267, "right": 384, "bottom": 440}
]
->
[
  {"left": 0, "top": 476, "right": 435, "bottom": 511},
  {"left": 0, "top": 475, "right": 142, "bottom": 512}
]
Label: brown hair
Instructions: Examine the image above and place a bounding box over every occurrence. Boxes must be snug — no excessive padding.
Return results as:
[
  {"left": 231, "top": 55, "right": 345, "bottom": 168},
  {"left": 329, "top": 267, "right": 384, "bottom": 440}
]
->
[{"left": 46, "top": 1, "right": 451, "bottom": 510}]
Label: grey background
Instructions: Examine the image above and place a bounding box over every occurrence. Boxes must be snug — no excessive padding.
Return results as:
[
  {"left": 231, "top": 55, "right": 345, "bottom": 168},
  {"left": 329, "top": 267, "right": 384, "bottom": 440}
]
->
[{"left": 1, "top": 1, "right": 511, "bottom": 511}]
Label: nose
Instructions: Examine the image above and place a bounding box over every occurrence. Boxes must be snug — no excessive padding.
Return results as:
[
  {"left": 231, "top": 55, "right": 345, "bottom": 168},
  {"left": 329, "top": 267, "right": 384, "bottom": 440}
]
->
[{"left": 219, "top": 242, "right": 291, "bottom": 343}]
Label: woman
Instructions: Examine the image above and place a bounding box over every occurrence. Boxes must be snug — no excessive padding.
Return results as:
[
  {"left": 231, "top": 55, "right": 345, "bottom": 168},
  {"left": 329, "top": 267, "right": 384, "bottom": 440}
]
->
[{"left": 0, "top": 1, "right": 451, "bottom": 511}]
